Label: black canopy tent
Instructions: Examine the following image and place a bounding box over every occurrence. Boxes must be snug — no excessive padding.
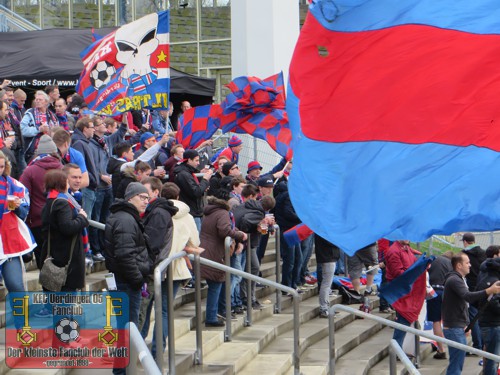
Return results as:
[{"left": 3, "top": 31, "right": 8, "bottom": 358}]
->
[{"left": 0, "top": 27, "right": 216, "bottom": 114}]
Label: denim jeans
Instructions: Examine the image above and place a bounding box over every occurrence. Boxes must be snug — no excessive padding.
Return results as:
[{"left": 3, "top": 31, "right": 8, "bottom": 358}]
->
[
  {"left": 443, "top": 327, "right": 467, "bottom": 375},
  {"left": 81, "top": 188, "right": 97, "bottom": 218},
  {"left": 319, "top": 262, "right": 335, "bottom": 313},
  {"left": 3, "top": 257, "right": 26, "bottom": 329},
  {"left": 113, "top": 281, "right": 142, "bottom": 375},
  {"left": 205, "top": 279, "right": 223, "bottom": 323},
  {"left": 194, "top": 217, "right": 202, "bottom": 233},
  {"left": 280, "top": 232, "right": 302, "bottom": 289},
  {"left": 481, "top": 326, "right": 500, "bottom": 375},
  {"left": 468, "top": 305, "right": 483, "bottom": 349},
  {"left": 393, "top": 312, "right": 411, "bottom": 349},
  {"left": 90, "top": 186, "right": 113, "bottom": 253},
  {"left": 299, "top": 235, "right": 314, "bottom": 284},
  {"left": 218, "top": 252, "right": 243, "bottom": 313},
  {"left": 335, "top": 249, "right": 346, "bottom": 275},
  {"left": 240, "top": 247, "right": 259, "bottom": 303}
]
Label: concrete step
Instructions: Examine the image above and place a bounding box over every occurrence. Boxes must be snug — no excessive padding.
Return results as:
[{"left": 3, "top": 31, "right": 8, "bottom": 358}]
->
[{"left": 414, "top": 349, "right": 484, "bottom": 375}]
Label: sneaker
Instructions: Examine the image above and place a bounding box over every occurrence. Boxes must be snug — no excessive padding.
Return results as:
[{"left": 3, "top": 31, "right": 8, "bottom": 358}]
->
[
  {"left": 256, "top": 282, "right": 267, "bottom": 289},
  {"left": 92, "top": 252, "right": 105, "bottom": 262},
  {"left": 433, "top": 351, "right": 447, "bottom": 360},
  {"left": 305, "top": 275, "right": 318, "bottom": 285},
  {"left": 182, "top": 280, "right": 195, "bottom": 289},
  {"left": 85, "top": 256, "right": 94, "bottom": 267},
  {"left": 319, "top": 311, "right": 329, "bottom": 319},
  {"left": 205, "top": 319, "right": 225, "bottom": 327},
  {"left": 252, "top": 301, "right": 263, "bottom": 310},
  {"left": 364, "top": 288, "right": 377, "bottom": 296},
  {"left": 379, "top": 308, "right": 392, "bottom": 313},
  {"left": 34, "top": 308, "right": 53, "bottom": 318},
  {"left": 233, "top": 306, "right": 244, "bottom": 315}
]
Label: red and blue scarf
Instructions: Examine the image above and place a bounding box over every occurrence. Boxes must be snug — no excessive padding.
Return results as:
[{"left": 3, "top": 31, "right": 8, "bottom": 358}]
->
[{"left": 47, "top": 190, "right": 89, "bottom": 254}]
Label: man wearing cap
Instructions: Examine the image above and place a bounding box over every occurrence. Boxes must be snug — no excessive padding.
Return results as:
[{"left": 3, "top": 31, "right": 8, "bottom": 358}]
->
[
  {"left": 257, "top": 177, "right": 274, "bottom": 198},
  {"left": 134, "top": 132, "right": 166, "bottom": 179},
  {"left": 218, "top": 135, "right": 243, "bottom": 165},
  {"left": 461, "top": 232, "right": 487, "bottom": 352},
  {"left": 246, "top": 160, "right": 285, "bottom": 187},
  {"left": 174, "top": 149, "right": 213, "bottom": 231},
  {"left": 104, "top": 182, "right": 153, "bottom": 374}
]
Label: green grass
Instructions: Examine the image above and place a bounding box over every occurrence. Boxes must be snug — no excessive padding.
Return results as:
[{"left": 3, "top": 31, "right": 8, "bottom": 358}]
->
[{"left": 411, "top": 237, "right": 461, "bottom": 256}]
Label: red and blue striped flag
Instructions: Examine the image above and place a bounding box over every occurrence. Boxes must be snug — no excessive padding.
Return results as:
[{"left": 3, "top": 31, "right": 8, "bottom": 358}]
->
[
  {"left": 287, "top": 0, "right": 500, "bottom": 255},
  {"left": 283, "top": 223, "right": 314, "bottom": 247}
]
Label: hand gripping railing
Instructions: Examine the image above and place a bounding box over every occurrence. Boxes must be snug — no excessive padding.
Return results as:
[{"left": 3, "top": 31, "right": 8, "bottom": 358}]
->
[
  {"left": 329, "top": 304, "right": 500, "bottom": 375},
  {"left": 153, "top": 250, "right": 188, "bottom": 374},
  {"left": 128, "top": 322, "right": 162, "bottom": 375},
  {"left": 189, "top": 252, "right": 303, "bottom": 375}
]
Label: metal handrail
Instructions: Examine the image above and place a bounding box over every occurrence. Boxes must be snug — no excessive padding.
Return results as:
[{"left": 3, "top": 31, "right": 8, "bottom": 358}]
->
[
  {"left": 128, "top": 322, "right": 162, "bottom": 375},
  {"left": 389, "top": 339, "right": 420, "bottom": 375},
  {"left": 153, "top": 250, "right": 188, "bottom": 374},
  {"left": 189, "top": 253, "right": 303, "bottom": 375},
  {"left": 329, "top": 304, "right": 500, "bottom": 374},
  {"left": 88, "top": 219, "right": 105, "bottom": 230},
  {"left": 0, "top": 4, "right": 40, "bottom": 30}
]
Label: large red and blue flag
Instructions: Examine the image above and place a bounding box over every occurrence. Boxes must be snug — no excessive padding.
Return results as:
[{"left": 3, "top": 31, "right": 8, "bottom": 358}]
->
[
  {"left": 77, "top": 11, "right": 169, "bottom": 116},
  {"left": 287, "top": 0, "right": 500, "bottom": 255},
  {"left": 177, "top": 73, "right": 292, "bottom": 160}
]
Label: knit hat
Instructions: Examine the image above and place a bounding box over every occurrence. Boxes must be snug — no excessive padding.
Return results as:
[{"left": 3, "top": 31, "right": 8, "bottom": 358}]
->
[
  {"left": 222, "top": 162, "right": 237, "bottom": 176},
  {"left": 124, "top": 182, "right": 149, "bottom": 201},
  {"left": 183, "top": 149, "right": 199, "bottom": 161},
  {"left": 228, "top": 135, "right": 242, "bottom": 147},
  {"left": 140, "top": 132, "right": 155, "bottom": 146},
  {"left": 247, "top": 161, "right": 262, "bottom": 173},
  {"left": 35, "top": 135, "right": 57, "bottom": 155},
  {"left": 257, "top": 177, "right": 274, "bottom": 187}
]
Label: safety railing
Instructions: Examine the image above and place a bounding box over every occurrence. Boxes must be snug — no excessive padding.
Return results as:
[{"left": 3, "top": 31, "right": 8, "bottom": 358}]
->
[
  {"left": 88, "top": 219, "right": 105, "bottom": 230},
  {"left": 128, "top": 322, "right": 162, "bottom": 375},
  {"left": 189, "top": 252, "right": 302, "bottom": 375},
  {"left": 329, "top": 304, "right": 500, "bottom": 375},
  {"left": 153, "top": 250, "right": 189, "bottom": 374},
  {"left": 388, "top": 339, "right": 420, "bottom": 375}
]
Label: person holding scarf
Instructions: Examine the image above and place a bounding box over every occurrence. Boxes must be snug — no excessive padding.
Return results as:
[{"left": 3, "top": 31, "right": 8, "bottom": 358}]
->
[
  {"left": 41, "top": 169, "right": 88, "bottom": 292},
  {"left": 0, "top": 150, "right": 36, "bottom": 294},
  {"left": 20, "top": 90, "right": 59, "bottom": 163}
]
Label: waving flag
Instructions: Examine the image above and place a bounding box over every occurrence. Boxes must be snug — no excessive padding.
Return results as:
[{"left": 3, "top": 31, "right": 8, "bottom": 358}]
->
[
  {"left": 177, "top": 105, "right": 222, "bottom": 149},
  {"left": 379, "top": 255, "right": 434, "bottom": 323},
  {"left": 176, "top": 73, "right": 292, "bottom": 159},
  {"left": 77, "top": 11, "right": 169, "bottom": 116},
  {"left": 287, "top": 0, "right": 500, "bottom": 255},
  {"left": 283, "top": 223, "right": 314, "bottom": 247}
]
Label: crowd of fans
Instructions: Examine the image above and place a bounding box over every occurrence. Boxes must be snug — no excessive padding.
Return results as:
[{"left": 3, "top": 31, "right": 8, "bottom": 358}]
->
[{"left": 0, "top": 83, "right": 498, "bottom": 375}]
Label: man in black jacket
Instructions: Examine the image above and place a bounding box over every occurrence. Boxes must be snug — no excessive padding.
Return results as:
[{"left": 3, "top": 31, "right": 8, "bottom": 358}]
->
[
  {"left": 461, "top": 232, "right": 486, "bottom": 351},
  {"left": 174, "top": 149, "right": 212, "bottom": 231},
  {"left": 104, "top": 182, "right": 152, "bottom": 375},
  {"left": 476, "top": 247, "right": 500, "bottom": 375},
  {"left": 441, "top": 253, "right": 500, "bottom": 375},
  {"left": 138, "top": 177, "right": 178, "bottom": 358}
]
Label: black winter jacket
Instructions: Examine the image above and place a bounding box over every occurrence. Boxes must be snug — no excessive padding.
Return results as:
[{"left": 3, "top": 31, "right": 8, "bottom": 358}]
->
[
  {"left": 232, "top": 199, "right": 265, "bottom": 248},
  {"left": 274, "top": 181, "right": 300, "bottom": 232},
  {"left": 41, "top": 198, "right": 89, "bottom": 290},
  {"left": 462, "top": 246, "right": 486, "bottom": 291},
  {"left": 314, "top": 234, "right": 341, "bottom": 264},
  {"left": 477, "top": 258, "right": 500, "bottom": 327},
  {"left": 71, "top": 129, "right": 98, "bottom": 190},
  {"left": 174, "top": 162, "right": 210, "bottom": 217},
  {"left": 107, "top": 157, "right": 126, "bottom": 198},
  {"left": 104, "top": 201, "right": 153, "bottom": 289},
  {"left": 143, "top": 197, "right": 178, "bottom": 268}
]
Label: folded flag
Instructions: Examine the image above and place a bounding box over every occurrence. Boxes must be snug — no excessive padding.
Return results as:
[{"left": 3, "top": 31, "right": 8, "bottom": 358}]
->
[
  {"left": 379, "top": 255, "right": 434, "bottom": 323},
  {"left": 77, "top": 11, "right": 170, "bottom": 116},
  {"left": 283, "top": 223, "right": 314, "bottom": 247},
  {"left": 287, "top": 0, "right": 500, "bottom": 255}
]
